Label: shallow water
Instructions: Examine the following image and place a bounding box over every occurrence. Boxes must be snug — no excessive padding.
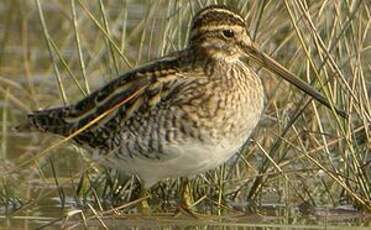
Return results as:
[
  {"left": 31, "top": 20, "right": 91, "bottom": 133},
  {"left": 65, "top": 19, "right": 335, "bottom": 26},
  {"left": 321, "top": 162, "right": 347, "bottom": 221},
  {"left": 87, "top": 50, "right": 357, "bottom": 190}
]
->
[
  {"left": 0, "top": 183, "right": 369, "bottom": 229},
  {"left": 1, "top": 208, "right": 370, "bottom": 229}
]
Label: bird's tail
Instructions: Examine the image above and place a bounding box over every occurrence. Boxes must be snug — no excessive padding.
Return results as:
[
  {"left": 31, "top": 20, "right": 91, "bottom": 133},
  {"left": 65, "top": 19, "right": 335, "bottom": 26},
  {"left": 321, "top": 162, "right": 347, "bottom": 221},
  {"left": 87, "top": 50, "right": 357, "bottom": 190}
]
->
[{"left": 15, "top": 106, "right": 74, "bottom": 136}]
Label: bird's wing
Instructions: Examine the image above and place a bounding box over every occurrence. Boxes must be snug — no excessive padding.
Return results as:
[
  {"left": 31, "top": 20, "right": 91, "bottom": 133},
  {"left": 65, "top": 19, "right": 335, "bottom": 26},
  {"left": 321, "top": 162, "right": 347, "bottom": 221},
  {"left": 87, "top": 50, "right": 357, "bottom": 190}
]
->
[{"left": 24, "top": 55, "right": 205, "bottom": 139}]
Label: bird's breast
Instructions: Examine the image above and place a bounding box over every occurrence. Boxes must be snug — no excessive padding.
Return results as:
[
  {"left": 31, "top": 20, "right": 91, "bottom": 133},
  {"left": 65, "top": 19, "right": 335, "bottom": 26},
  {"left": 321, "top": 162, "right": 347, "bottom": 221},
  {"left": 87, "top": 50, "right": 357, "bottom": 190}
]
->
[{"left": 176, "top": 61, "right": 265, "bottom": 146}]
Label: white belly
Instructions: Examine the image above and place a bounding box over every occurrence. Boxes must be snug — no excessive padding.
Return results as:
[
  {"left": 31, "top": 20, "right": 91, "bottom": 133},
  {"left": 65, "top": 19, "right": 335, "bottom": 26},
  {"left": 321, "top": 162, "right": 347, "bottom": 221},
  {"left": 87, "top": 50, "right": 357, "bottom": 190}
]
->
[{"left": 94, "top": 137, "right": 247, "bottom": 187}]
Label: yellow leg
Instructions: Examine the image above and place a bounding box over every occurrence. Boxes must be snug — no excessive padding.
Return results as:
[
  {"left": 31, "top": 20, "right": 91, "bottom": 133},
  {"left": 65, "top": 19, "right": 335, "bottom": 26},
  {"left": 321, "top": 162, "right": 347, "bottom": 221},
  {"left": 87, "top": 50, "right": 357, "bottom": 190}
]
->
[
  {"left": 174, "top": 177, "right": 199, "bottom": 218},
  {"left": 180, "top": 177, "right": 194, "bottom": 209},
  {"left": 137, "top": 180, "right": 151, "bottom": 214}
]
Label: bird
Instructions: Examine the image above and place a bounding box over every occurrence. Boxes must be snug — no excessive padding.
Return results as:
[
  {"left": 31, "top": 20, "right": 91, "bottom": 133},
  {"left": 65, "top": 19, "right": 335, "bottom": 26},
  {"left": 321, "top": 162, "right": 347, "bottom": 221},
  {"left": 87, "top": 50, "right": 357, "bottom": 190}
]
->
[{"left": 18, "top": 5, "right": 346, "bottom": 209}]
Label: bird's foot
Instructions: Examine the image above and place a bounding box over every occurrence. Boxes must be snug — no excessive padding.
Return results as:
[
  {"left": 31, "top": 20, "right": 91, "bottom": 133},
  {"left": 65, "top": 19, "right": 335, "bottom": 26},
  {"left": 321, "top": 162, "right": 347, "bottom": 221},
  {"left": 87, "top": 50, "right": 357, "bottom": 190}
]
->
[
  {"left": 138, "top": 197, "right": 151, "bottom": 214},
  {"left": 173, "top": 203, "right": 199, "bottom": 218},
  {"left": 173, "top": 177, "right": 199, "bottom": 218}
]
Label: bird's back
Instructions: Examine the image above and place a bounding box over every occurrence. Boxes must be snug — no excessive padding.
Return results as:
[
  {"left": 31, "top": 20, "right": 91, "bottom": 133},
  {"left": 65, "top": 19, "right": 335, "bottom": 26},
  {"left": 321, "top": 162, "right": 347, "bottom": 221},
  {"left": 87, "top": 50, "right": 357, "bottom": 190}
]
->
[
  {"left": 24, "top": 54, "right": 181, "bottom": 131},
  {"left": 23, "top": 51, "right": 207, "bottom": 147}
]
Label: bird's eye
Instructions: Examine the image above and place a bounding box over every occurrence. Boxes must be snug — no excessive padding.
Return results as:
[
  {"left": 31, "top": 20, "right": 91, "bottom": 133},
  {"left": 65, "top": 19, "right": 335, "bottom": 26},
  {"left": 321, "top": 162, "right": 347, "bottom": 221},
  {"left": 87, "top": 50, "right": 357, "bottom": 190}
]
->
[{"left": 222, "top": 29, "right": 234, "bottom": 38}]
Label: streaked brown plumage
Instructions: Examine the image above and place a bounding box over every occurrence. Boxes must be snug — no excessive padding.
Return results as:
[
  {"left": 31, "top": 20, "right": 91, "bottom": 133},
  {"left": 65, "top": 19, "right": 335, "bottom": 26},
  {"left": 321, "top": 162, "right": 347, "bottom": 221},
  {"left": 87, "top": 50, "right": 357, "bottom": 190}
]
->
[{"left": 20, "top": 5, "right": 346, "bottom": 187}]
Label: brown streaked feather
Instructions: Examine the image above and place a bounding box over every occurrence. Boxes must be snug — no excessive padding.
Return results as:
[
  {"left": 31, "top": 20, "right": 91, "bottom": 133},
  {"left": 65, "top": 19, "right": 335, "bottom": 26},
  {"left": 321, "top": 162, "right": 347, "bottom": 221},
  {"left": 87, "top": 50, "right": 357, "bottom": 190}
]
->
[{"left": 23, "top": 50, "right": 207, "bottom": 146}]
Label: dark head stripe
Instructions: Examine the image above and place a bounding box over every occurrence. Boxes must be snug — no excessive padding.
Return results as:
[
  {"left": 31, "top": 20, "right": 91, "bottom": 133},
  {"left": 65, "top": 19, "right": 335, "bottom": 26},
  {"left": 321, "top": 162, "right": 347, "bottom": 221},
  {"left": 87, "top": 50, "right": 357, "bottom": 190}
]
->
[{"left": 191, "top": 5, "right": 245, "bottom": 30}]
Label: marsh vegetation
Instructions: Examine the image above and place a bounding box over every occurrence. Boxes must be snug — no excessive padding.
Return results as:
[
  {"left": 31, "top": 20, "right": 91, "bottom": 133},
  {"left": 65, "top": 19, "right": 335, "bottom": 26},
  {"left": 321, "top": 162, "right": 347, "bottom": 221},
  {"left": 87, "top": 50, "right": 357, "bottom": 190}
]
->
[{"left": 0, "top": 0, "right": 370, "bottom": 228}]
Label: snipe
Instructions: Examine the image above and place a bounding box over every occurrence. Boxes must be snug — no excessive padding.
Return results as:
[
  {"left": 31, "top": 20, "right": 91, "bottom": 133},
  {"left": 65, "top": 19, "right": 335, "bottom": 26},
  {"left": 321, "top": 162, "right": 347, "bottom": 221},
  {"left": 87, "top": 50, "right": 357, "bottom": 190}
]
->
[{"left": 19, "top": 5, "right": 346, "bottom": 207}]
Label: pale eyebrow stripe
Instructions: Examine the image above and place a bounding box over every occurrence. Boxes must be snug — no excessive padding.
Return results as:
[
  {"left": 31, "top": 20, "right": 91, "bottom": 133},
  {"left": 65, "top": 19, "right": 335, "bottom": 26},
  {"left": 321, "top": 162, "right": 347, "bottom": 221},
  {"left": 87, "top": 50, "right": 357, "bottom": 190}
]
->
[{"left": 196, "top": 8, "right": 245, "bottom": 23}]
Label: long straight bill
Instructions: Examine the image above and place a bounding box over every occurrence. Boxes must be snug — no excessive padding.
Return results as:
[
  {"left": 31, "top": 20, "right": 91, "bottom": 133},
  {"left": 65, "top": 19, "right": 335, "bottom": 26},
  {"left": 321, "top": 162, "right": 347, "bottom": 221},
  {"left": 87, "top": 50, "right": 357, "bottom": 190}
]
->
[{"left": 244, "top": 44, "right": 348, "bottom": 119}]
